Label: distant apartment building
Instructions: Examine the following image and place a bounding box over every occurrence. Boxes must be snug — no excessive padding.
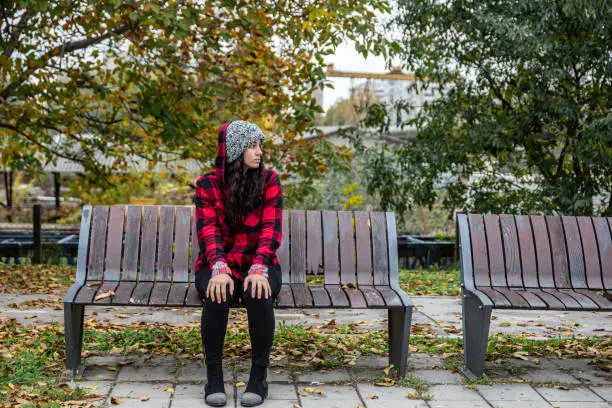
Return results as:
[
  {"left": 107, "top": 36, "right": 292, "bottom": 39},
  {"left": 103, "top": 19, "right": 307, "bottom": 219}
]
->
[{"left": 352, "top": 78, "right": 441, "bottom": 125}]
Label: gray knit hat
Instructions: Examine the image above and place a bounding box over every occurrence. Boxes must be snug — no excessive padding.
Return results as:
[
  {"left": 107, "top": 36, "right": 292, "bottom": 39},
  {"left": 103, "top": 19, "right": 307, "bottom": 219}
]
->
[{"left": 225, "top": 120, "right": 265, "bottom": 163}]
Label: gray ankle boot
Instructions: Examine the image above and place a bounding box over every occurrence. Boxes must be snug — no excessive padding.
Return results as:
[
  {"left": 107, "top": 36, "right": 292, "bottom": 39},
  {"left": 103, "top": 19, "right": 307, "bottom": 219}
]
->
[
  {"left": 203, "top": 386, "right": 227, "bottom": 407},
  {"left": 240, "top": 391, "right": 263, "bottom": 407}
]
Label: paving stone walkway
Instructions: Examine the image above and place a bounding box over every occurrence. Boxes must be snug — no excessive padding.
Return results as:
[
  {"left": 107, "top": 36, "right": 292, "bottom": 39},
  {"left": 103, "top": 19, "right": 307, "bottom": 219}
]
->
[{"left": 70, "top": 353, "right": 611, "bottom": 408}]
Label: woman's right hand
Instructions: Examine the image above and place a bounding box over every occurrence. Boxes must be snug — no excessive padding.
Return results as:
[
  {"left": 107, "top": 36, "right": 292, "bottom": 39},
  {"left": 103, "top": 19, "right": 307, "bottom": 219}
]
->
[{"left": 206, "top": 270, "right": 234, "bottom": 304}]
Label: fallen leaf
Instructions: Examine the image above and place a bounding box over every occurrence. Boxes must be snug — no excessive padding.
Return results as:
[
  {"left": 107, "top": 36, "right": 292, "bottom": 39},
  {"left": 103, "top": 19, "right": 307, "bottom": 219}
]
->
[
  {"left": 367, "top": 393, "right": 378, "bottom": 399},
  {"left": 140, "top": 396, "right": 149, "bottom": 401},
  {"left": 88, "top": 282, "right": 102, "bottom": 287},
  {"left": 94, "top": 290, "right": 115, "bottom": 301},
  {"left": 298, "top": 391, "right": 308, "bottom": 396},
  {"left": 85, "top": 385, "right": 98, "bottom": 390},
  {"left": 235, "top": 382, "right": 246, "bottom": 387},
  {"left": 512, "top": 351, "right": 530, "bottom": 361},
  {"left": 164, "top": 387, "right": 174, "bottom": 393},
  {"left": 383, "top": 364, "right": 394, "bottom": 376},
  {"left": 374, "top": 378, "right": 396, "bottom": 387},
  {"left": 111, "top": 397, "right": 123, "bottom": 404},
  {"left": 304, "top": 387, "right": 324, "bottom": 395}
]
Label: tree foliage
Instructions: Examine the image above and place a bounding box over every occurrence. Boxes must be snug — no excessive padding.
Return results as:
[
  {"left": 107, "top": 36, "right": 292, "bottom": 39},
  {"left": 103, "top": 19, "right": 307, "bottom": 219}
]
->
[
  {"left": 361, "top": 0, "right": 611, "bottom": 216},
  {"left": 0, "top": 0, "right": 390, "bottom": 202}
]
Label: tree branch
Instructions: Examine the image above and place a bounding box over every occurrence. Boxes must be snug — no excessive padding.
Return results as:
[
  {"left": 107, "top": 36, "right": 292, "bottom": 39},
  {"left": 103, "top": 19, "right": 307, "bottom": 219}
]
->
[{"left": 2, "top": 22, "right": 133, "bottom": 100}]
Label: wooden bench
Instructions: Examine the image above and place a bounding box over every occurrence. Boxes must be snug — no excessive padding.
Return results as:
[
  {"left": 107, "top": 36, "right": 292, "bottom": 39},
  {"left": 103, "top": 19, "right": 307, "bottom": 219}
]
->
[
  {"left": 63, "top": 205, "right": 413, "bottom": 377},
  {"left": 457, "top": 213, "right": 612, "bottom": 377}
]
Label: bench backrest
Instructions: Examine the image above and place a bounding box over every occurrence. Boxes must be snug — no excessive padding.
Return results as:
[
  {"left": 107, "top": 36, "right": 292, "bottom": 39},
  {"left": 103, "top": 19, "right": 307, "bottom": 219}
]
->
[
  {"left": 78, "top": 205, "right": 400, "bottom": 286},
  {"left": 458, "top": 213, "right": 612, "bottom": 291}
]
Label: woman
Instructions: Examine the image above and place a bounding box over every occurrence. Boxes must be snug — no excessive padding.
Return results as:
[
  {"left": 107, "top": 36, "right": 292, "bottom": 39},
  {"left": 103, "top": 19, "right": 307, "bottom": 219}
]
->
[{"left": 194, "top": 120, "right": 283, "bottom": 407}]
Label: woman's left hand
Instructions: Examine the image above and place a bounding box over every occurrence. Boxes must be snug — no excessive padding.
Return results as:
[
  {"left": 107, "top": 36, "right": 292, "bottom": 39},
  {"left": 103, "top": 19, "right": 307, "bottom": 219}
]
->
[{"left": 244, "top": 274, "right": 271, "bottom": 300}]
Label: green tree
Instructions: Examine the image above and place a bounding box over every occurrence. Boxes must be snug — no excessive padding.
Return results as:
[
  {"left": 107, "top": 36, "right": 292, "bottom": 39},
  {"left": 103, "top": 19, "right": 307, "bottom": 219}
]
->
[
  {"left": 360, "top": 0, "right": 611, "bottom": 216},
  {"left": 0, "top": 0, "right": 390, "bottom": 202}
]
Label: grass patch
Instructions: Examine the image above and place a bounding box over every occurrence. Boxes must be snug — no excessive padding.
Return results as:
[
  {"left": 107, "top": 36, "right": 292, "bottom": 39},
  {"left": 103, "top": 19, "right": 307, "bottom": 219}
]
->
[
  {"left": 399, "top": 267, "right": 461, "bottom": 296},
  {"left": 306, "top": 267, "right": 461, "bottom": 296},
  {"left": 0, "top": 264, "right": 75, "bottom": 294}
]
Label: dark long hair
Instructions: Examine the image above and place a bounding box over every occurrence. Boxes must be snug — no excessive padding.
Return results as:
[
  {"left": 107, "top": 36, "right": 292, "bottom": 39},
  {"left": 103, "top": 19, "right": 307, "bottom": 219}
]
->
[{"left": 224, "top": 153, "right": 264, "bottom": 230}]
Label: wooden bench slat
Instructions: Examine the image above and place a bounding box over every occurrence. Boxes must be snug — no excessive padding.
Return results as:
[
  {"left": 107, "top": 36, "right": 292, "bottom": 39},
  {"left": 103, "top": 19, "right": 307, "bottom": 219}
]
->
[
  {"left": 594, "top": 217, "right": 612, "bottom": 291},
  {"left": 500, "top": 215, "right": 522, "bottom": 287},
  {"left": 291, "top": 211, "right": 307, "bottom": 284},
  {"left": 559, "top": 289, "right": 599, "bottom": 310},
  {"left": 113, "top": 282, "right": 137, "bottom": 304},
  {"left": 484, "top": 214, "right": 505, "bottom": 286},
  {"left": 574, "top": 289, "right": 612, "bottom": 309},
  {"left": 139, "top": 207, "right": 159, "bottom": 281},
  {"left": 157, "top": 207, "right": 175, "bottom": 282},
  {"left": 516, "top": 215, "right": 538, "bottom": 288},
  {"left": 104, "top": 206, "right": 126, "bottom": 281},
  {"left": 131, "top": 282, "right": 154, "bottom": 305},
  {"left": 371, "top": 212, "right": 390, "bottom": 286},
  {"left": 278, "top": 210, "right": 290, "bottom": 283},
  {"left": 190, "top": 206, "right": 198, "bottom": 281},
  {"left": 477, "top": 287, "right": 512, "bottom": 307},
  {"left": 542, "top": 289, "right": 581, "bottom": 309},
  {"left": 563, "top": 216, "right": 587, "bottom": 289},
  {"left": 87, "top": 206, "right": 109, "bottom": 281},
  {"left": 472, "top": 214, "right": 492, "bottom": 286},
  {"left": 149, "top": 282, "right": 172, "bottom": 305},
  {"left": 173, "top": 206, "right": 191, "bottom": 282},
  {"left": 167, "top": 283, "right": 189, "bottom": 306},
  {"left": 309, "top": 285, "right": 331, "bottom": 307},
  {"left": 547, "top": 216, "right": 572, "bottom": 288},
  {"left": 325, "top": 284, "right": 350, "bottom": 307},
  {"left": 74, "top": 284, "right": 100, "bottom": 304},
  {"left": 276, "top": 285, "right": 294, "bottom": 307},
  {"left": 355, "top": 211, "right": 373, "bottom": 286},
  {"left": 375, "top": 286, "right": 403, "bottom": 307},
  {"left": 122, "top": 206, "right": 142, "bottom": 281},
  {"left": 513, "top": 289, "right": 547, "bottom": 308},
  {"left": 185, "top": 283, "right": 201, "bottom": 306},
  {"left": 92, "top": 282, "right": 119, "bottom": 305},
  {"left": 338, "top": 211, "right": 356, "bottom": 284},
  {"left": 531, "top": 215, "right": 554, "bottom": 288},
  {"left": 494, "top": 287, "right": 530, "bottom": 308},
  {"left": 523, "top": 289, "right": 567, "bottom": 310},
  {"left": 576, "top": 217, "right": 602, "bottom": 289},
  {"left": 344, "top": 287, "right": 367, "bottom": 308},
  {"left": 322, "top": 211, "right": 340, "bottom": 285},
  {"left": 291, "top": 283, "right": 313, "bottom": 307},
  {"left": 306, "top": 211, "right": 323, "bottom": 275},
  {"left": 360, "top": 286, "right": 386, "bottom": 307}
]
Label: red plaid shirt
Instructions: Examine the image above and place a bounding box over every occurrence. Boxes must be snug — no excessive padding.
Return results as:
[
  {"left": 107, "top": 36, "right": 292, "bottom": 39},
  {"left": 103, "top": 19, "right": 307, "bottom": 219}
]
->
[{"left": 194, "top": 122, "right": 283, "bottom": 280}]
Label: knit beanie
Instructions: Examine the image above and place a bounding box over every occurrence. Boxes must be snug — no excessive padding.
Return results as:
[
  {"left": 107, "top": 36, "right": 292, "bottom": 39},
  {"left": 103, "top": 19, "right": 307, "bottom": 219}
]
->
[{"left": 225, "top": 120, "right": 265, "bottom": 164}]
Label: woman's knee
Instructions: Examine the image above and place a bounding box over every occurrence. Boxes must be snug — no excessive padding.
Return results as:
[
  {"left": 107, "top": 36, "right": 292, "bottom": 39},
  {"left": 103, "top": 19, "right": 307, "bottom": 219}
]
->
[{"left": 242, "top": 286, "right": 274, "bottom": 307}]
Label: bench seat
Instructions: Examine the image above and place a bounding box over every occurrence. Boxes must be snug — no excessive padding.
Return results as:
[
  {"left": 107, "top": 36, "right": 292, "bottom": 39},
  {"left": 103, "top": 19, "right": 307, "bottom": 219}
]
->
[
  {"left": 63, "top": 205, "right": 413, "bottom": 378},
  {"left": 458, "top": 213, "right": 611, "bottom": 378}
]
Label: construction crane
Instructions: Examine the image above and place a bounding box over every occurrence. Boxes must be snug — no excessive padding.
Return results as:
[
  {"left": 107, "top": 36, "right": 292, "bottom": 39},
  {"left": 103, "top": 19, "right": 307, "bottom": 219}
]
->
[{"left": 325, "top": 64, "right": 419, "bottom": 81}]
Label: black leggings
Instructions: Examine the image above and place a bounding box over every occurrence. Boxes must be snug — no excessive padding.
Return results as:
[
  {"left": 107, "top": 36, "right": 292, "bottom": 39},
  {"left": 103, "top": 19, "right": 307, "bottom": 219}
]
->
[{"left": 195, "top": 264, "right": 282, "bottom": 368}]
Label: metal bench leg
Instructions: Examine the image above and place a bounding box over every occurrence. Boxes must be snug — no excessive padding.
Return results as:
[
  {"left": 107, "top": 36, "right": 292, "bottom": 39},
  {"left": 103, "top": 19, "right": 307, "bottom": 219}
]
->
[
  {"left": 462, "top": 291, "right": 492, "bottom": 378},
  {"left": 388, "top": 306, "right": 412, "bottom": 377},
  {"left": 64, "top": 302, "right": 85, "bottom": 379}
]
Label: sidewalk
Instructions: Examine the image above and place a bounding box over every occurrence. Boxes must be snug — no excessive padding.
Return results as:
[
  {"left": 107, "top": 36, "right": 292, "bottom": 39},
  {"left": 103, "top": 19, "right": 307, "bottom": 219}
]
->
[{"left": 2, "top": 295, "right": 611, "bottom": 407}]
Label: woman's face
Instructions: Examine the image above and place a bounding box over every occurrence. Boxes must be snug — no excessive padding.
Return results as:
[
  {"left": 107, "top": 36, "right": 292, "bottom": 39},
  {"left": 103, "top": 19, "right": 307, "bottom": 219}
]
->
[{"left": 243, "top": 139, "right": 263, "bottom": 169}]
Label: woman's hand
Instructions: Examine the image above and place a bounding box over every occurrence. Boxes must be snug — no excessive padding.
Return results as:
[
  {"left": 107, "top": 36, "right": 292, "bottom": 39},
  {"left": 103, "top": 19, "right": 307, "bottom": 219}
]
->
[
  {"left": 206, "top": 273, "right": 234, "bottom": 304},
  {"left": 244, "top": 274, "right": 271, "bottom": 300}
]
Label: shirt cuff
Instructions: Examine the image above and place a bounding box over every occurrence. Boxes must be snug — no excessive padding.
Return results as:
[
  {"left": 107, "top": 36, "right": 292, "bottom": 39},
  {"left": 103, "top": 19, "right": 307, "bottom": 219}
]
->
[
  {"left": 212, "top": 261, "right": 232, "bottom": 277},
  {"left": 248, "top": 263, "right": 269, "bottom": 278}
]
